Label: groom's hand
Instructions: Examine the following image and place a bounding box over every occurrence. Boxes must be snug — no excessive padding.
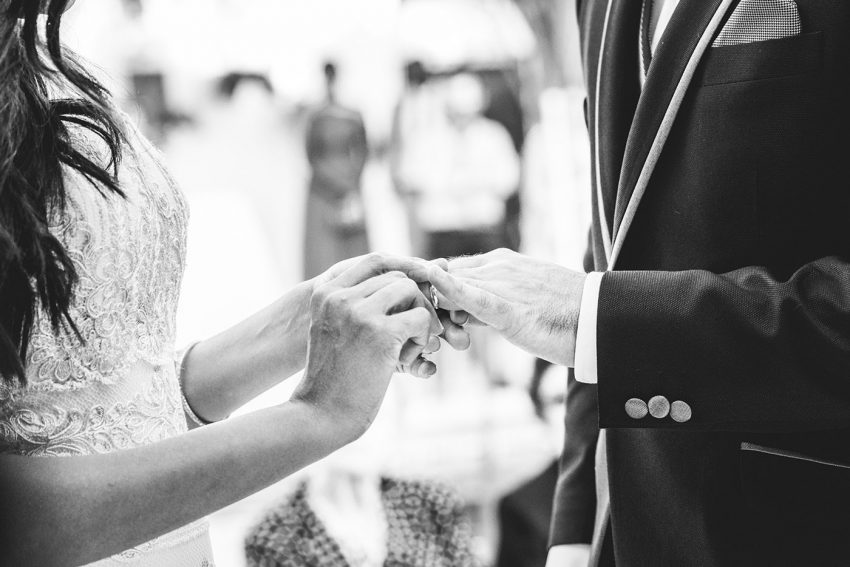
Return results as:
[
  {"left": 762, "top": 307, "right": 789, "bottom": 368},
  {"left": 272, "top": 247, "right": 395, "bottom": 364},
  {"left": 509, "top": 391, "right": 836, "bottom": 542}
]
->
[{"left": 427, "top": 249, "right": 586, "bottom": 366}]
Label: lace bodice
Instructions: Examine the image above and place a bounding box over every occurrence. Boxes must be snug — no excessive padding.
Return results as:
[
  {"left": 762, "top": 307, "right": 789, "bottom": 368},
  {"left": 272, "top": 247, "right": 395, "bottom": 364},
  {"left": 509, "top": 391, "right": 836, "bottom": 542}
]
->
[
  {"left": 27, "top": 127, "right": 185, "bottom": 394},
  {"left": 0, "top": 115, "right": 214, "bottom": 566}
]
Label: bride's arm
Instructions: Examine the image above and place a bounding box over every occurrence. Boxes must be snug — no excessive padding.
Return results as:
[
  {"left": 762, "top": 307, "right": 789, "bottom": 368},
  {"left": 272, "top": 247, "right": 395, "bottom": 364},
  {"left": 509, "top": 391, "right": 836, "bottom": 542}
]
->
[
  {"left": 0, "top": 401, "right": 337, "bottom": 567},
  {"left": 0, "top": 257, "right": 435, "bottom": 567},
  {"left": 179, "top": 254, "right": 464, "bottom": 424},
  {"left": 179, "top": 278, "right": 315, "bottom": 423}
]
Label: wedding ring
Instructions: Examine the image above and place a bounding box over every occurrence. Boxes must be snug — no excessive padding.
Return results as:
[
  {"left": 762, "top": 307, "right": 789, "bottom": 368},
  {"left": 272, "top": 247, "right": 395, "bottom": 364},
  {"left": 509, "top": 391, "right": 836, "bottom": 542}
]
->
[{"left": 429, "top": 284, "right": 439, "bottom": 310}]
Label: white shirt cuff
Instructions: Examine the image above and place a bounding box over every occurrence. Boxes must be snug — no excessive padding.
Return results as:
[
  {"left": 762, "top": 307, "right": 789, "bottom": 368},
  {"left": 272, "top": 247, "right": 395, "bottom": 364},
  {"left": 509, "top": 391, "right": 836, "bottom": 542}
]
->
[
  {"left": 574, "top": 272, "right": 603, "bottom": 384},
  {"left": 546, "top": 544, "right": 591, "bottom": 567}
]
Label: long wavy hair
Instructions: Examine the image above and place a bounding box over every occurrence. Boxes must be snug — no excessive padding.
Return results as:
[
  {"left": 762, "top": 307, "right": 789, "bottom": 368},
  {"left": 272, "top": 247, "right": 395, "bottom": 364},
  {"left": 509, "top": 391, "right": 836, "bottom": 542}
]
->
[{"left": 0, "top": 0, "right": 125, "bottom": 384}]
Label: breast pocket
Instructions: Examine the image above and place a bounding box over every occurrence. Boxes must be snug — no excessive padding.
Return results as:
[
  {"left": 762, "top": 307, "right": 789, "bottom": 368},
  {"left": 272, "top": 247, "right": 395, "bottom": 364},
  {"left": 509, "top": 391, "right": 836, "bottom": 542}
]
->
[{"left": 698, "top": 31, "right": 823, "bottom": 86}]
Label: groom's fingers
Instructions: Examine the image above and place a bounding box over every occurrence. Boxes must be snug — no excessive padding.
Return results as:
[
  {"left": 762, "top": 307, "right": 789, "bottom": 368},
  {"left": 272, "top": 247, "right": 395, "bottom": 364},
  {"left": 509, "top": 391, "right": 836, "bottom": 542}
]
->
[
  {"left": 441, "top": 321, "right": 471, "bottom": 350},
  {"left": 426, "top": 266, "right": 475, "bottom": 312},
  {"left": 450, "top": 310, "right": 485, "bottom": 326},
  {"left": 450, "top": 310, "right": 470, "bottom": 326},
  {"left": 434, "top": 310, "right": 471, "bottom": 351},
  {"left": 427, "top": 266, "right": 506, "bottom": 328},
  {"left": 447, "top": 254, "right": 488, "bottom": 270}
]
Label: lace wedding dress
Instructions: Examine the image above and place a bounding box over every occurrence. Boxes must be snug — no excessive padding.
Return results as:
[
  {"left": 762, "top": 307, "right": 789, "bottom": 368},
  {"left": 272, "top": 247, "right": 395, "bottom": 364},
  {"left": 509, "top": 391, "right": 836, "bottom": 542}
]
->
[{"left": 0, "top": 117, "right": 215, "bottom": 566}]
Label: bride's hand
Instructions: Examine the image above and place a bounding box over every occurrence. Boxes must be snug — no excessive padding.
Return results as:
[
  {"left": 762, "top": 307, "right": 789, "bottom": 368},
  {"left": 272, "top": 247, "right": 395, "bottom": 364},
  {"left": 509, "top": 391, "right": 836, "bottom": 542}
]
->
[
  {"left": 293, "top": 256, "right": 438, "bottom": 439},
  {"left": 313, "top": 254, "right": 471, "bottom": 369}
]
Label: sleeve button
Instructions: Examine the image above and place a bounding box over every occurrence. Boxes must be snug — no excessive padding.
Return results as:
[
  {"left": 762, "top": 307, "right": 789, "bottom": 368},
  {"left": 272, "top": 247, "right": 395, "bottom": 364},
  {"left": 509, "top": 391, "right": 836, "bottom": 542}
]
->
[
  {"left": 648, "top": 395, "right": 670, "bottom": 419},
  {"left": 670, "top": 401, "right": 692, "bottom": 423},
  {"left": 625, "top": 398, "right": 648, "bottom": 419}
]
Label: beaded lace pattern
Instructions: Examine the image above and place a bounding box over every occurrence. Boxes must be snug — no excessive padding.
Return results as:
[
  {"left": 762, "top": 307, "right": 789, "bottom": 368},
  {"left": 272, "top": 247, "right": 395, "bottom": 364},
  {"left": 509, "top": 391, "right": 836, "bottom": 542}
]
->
[{"left": 0, "top": 116, "right": 214, "bottom": 566}]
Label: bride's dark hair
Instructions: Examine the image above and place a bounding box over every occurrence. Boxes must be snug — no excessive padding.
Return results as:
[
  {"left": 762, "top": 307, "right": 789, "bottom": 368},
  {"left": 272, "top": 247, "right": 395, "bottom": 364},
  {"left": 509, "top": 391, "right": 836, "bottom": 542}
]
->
[{"left": 0, "top": 0, "right": 125, "bottom": 384}]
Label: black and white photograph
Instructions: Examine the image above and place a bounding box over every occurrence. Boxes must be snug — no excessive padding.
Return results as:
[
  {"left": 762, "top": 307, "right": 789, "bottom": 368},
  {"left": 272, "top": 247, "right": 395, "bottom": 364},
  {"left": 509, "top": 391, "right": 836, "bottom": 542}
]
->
[{"left": 0, "top": 0, "right": 848, "bottom": 566}]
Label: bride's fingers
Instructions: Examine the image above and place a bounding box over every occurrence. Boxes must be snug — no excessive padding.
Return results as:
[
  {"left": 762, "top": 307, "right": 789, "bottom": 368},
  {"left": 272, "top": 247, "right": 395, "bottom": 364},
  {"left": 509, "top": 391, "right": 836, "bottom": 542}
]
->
[
  {"left": 390, "top": 308, "right": 432, "bottom": 366},
  {"left": 329, "top": 254, "right": 431, "bottom": 289},
  {"left": 412, "top": 287, "right": 444, "bottom": 337},
  {"left": 366, "top": 278, "right": 443, "bottom": 336},
  {"left": 410, "top": 355, "right": 437, "bottom": 378},
  {"left": 328, "top": 254, "right": 398, "bottom": 288},
  {"left": 377, "top": 255, "right": 433, "bottom": 282},
  {"left": 343, "top": 271, "right": 407, "bottom": 297},
  {"left": 399, "top": 338, "right": 425, "bottom": 366},
  {"left": 397, "top": 355, "right": 436, "bottom": 378},
  {"left": 366, "top": 280, "right": 438, "bottom": 325},
  {"left": 423, "top": 334, "right": 441, "bottom": 354}
]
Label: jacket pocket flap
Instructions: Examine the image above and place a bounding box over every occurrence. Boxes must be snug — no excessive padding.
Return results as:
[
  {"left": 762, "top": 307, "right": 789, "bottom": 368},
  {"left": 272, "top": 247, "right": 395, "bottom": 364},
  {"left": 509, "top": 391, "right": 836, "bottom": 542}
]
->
[{"left": 700, "top": 32, "right": 822, "bottom": 86}]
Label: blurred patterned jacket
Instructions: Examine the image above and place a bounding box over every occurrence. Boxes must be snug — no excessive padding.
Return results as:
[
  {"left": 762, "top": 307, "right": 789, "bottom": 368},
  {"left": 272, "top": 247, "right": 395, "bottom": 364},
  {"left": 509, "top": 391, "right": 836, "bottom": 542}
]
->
[{"left": 245, "top": 478, "right": 479, "bottom": 567}]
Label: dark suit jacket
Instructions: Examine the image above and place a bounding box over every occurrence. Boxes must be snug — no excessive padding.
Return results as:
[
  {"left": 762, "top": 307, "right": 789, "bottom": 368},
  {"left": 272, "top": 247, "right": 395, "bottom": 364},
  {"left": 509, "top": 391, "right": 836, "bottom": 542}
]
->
[{"left": 551, "top": 1, "right": 850, "bottom": 565}]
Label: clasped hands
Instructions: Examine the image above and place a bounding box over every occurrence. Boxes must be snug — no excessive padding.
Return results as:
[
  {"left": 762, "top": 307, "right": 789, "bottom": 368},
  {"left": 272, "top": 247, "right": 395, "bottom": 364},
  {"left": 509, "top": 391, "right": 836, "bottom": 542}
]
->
[
  {"left": 310, "top": 248, "right": 588, "bottom": 376},
  {"left": 295, "top": 249, "right": 585, "bottom": 438}
]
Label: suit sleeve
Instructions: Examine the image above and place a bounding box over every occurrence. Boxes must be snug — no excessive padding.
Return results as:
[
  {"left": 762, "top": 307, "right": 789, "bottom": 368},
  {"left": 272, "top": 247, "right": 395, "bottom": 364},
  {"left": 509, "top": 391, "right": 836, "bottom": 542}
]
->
[
  {"left": 549, "top": 231, "right": 599, "bottom": 546},
  {"left": 596, "top": 255, "right": 850, "bottom": 432}
]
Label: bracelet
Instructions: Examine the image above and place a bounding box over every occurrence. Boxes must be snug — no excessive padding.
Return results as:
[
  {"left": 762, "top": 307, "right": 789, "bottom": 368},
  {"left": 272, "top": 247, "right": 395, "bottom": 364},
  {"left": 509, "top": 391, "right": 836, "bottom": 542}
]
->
[{"left": 177, "top": 342, "right": 213, "bottom": 427}]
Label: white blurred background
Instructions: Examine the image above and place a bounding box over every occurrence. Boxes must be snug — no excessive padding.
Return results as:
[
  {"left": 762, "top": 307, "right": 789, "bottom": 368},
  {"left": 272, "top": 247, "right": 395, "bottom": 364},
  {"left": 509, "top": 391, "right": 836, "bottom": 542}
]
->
[{"left": 63, "top": 1, "right": 592, "bottom": 565}]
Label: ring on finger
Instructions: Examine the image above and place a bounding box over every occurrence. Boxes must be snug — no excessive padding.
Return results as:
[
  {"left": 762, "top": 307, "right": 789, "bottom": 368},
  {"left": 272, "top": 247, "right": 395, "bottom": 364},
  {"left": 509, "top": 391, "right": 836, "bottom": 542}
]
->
[{"left": 429, "top": 284, "right": 439, "bottom": 310}]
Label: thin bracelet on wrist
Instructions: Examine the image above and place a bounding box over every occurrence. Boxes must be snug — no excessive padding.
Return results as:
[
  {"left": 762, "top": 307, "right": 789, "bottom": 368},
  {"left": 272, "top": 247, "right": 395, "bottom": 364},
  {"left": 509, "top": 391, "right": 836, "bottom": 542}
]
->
[{"left": 177, "top": 341, "right": 214, "bottom": 427}]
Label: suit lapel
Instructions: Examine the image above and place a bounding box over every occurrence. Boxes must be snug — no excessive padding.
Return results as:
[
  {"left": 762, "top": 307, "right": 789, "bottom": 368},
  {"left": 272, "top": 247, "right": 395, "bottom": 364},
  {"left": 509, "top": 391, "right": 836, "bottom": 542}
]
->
[
  {"left": 609, "top": 0, "right": 737, "bottom": 269},
  {"left": 585, "top": 0, "right": 642, "bottom": 264}
]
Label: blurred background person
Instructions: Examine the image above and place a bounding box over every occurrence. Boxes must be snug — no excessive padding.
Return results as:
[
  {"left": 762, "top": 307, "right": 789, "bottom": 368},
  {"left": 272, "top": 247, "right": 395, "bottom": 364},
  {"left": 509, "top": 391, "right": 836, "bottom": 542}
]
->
[
  {"left": 390, "top": 60, "right": 445, "bottom": 258},
  {"left": 245, "top": 395, "right": 480, "bottom": 567},
  {"left": 408, "top": 72, "right": 519, "bottom": 261},
  {"left": 304, "top": 61, "right": 371, "bottom": 279}
]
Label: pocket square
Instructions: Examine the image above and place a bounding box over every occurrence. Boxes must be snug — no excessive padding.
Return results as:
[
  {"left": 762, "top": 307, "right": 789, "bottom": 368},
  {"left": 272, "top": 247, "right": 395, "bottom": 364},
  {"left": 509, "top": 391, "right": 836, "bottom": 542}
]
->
[{"left": 712, "top": 0, "right": 801, "bottom": 47}]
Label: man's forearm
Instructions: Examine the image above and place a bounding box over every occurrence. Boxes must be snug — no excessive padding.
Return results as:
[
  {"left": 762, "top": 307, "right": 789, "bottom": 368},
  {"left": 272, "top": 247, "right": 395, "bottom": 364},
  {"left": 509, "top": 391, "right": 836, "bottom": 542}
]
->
[
  {"left": 180, "top": 279, "right": 315, "bottom": 422},
  {"left": 595, "top": 256, "right": 850, "bottom": 431}
]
